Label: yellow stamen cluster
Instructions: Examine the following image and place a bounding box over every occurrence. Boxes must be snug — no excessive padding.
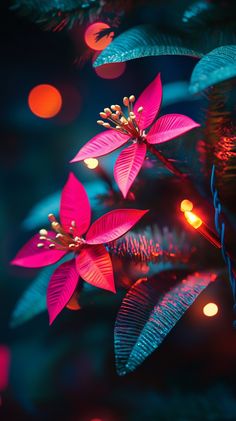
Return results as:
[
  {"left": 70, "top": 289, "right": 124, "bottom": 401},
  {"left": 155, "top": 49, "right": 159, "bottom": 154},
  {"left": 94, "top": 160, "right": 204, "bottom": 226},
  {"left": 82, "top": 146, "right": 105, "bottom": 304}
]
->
[
  {"left": 37, "top": 214, "right": 85, "bottom": 252},
  {"left": 97, "top": 95, "right": 145, "bottom": 140}
]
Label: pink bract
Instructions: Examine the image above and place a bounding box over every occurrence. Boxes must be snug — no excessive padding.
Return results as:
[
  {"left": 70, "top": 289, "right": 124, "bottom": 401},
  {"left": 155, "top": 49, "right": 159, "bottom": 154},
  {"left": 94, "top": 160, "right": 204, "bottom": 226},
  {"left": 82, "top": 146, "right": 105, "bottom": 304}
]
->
[
  {"left": 12, "top": 173, "right": 148, "bottom": 324},
  {"left": 71, "top": 73, "right": 200, "bottom": 198}
]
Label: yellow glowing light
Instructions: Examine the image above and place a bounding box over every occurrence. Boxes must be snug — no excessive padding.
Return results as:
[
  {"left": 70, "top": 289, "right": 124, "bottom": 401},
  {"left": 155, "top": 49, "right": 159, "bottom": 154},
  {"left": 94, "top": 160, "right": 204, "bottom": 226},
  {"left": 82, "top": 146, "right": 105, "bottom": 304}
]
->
[
  {"left": 84, "top": 158, "right": 99, "bottom": 169},
  {"left": 184, "top": 211, "right": 203, "bottom": 229},
  {"left": 203, "top": 302, "right": 218, "bottom": 317},
  {"left": 180, "top": 199, "right": 193, "bottom": 212}
]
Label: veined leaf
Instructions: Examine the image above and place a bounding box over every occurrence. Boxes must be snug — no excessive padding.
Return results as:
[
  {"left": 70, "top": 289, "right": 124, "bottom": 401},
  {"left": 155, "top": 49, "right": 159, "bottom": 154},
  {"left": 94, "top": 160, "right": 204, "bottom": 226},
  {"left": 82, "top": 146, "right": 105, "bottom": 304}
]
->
[
  {"left": 114, "top": 271, "right": 216, "bottom": 375},
  {"left": 189, "top": 45, "right": 236, "bottom": 94},
  {"left": 94, "top": 25, "right": 203, "bottom": 67}
]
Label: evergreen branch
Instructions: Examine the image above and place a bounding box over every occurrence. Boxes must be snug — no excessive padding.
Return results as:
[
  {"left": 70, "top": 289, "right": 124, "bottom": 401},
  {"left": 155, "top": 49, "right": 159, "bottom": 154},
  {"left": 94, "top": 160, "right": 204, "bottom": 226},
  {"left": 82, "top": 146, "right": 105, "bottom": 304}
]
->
[{"left": 108, "top": 225, "right": 194, "bottom": 264}]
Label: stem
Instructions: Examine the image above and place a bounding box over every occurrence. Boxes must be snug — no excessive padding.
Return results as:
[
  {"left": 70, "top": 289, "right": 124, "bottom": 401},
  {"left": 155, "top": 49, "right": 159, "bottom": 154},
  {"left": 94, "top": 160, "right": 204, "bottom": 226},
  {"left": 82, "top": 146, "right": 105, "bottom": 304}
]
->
[{"left": 146, "top": 143, "right": 186, "bottom": 179}]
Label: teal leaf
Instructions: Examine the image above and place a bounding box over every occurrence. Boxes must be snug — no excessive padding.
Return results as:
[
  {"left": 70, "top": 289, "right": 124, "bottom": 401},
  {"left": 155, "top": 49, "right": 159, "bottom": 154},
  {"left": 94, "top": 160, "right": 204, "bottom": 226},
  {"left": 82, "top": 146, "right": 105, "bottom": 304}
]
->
[
  {"left": 23, "top": 191, "right": 60, "bottom": 230},
  {"left": 114, "top": 271, "right": 216, "bottom": 375},
  {"left": 162, "top": 81, "right": 200, "bottom": 107},
  {"left": 190, "top": 45, "right": 236, "bottom": 94},
  {"left": 94, "top": 25, "right": 203, "bottom": 67},
  {"left": 182, "top": 1, "right": 212, "bottom": 25},
  {"left": 10, "top": 256, "right": 71, "bottom": 327}
]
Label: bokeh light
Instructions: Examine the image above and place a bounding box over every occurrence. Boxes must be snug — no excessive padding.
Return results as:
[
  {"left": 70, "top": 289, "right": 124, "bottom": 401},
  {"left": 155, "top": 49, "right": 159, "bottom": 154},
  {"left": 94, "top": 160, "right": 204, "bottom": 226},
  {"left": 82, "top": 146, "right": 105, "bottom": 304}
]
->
[
  {"left": 28, "top": 84, "right": 62, "bottom": 118},
  {"left": 203, "top": 302, "right": 219, "bottom": 317},
  {"left": 0, "top": 345, "right": 10, "bottom": 391},
  {"left": 85, "top": 22, "right": 113, "bottom": 51},
  {"left": 95, "top": 62, "right": 126, "bottom": 80},
  {"left": 90, "top": 419, "right": 104, "bottom": 421},
  {"left": 180, "top": 199, "right": 193, "bottom": 212},
  {"left": 84, "top": 158, "right": 99, "bottom": 169}
]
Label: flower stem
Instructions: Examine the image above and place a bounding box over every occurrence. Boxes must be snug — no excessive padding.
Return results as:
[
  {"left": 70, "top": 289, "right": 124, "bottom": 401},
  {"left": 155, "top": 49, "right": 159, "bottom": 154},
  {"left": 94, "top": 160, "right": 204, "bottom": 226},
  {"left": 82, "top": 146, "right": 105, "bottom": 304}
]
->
[{"left": 147, "top": 143, "right": 186, "bottom": 179}]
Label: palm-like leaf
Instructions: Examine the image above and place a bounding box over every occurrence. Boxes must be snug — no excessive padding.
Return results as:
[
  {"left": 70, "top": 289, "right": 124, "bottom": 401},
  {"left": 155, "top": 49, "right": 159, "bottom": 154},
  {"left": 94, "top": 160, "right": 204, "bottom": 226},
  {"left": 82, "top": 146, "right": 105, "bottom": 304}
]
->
[
  {"left": 114, "top": 271, "right": 216, "bottom": 375},
  {"left": 189, "top": 45, "right": 236, "bottom": 94},
  {"left": 94, "top": 25, "right": 203, "bottom": 67}
]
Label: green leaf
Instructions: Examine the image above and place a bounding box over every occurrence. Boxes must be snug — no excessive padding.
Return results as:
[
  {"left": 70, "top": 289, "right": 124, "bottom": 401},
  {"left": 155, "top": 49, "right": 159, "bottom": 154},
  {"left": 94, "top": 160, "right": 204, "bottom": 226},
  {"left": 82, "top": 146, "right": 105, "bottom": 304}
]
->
[
  {"left": 189, "top": 45, "right": 236, "bottom": 94},
  {"left": 114, "top": 271, "right": 216, "bottom": 375},
  {"left": 94, "top": 25, "right": 203, "bottom": 67}
]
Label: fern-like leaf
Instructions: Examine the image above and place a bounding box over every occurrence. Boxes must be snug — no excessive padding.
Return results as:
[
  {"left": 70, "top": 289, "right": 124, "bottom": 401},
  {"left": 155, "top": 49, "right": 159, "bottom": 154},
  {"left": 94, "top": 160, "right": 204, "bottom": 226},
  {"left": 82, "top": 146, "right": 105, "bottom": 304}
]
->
[
  {"left": 189, "top": 45, "right": 236, "bottom": 94},
  {"left": 94, "top": 25, "right": 203, "bottom": 67},
  {"left": 115, "top": 271, "right": 216, "bottom": 375}
]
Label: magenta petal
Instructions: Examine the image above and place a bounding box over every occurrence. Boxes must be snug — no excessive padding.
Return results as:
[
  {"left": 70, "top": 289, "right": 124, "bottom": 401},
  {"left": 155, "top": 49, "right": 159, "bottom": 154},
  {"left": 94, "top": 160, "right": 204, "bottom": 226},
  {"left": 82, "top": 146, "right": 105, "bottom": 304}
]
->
[
  {"left": 147, "top": 113, "right": 200, "bottom": 144},
  {"left": 86, "top": 209, "right": 148, "bottom": 244},
  {"left": 76, "top": 245, "right": 115, "bottom": 292},
  {"left": 11, "top": 232, "right": 66, "bottom": 268},
  {"left": 47, "top": 259, "right": 79, "bottom": 325},
  {"left": 134, "top": 73, "right": 162, "bottom": 130},
  {"left": 60, "top": 172, "right": 91, "bottom": 236},
  {"left": 70, "top": 130, "right": 129, "bottom": 162},
  {"left": 114, "top": 143, "right": 146, "bottom": 198}
]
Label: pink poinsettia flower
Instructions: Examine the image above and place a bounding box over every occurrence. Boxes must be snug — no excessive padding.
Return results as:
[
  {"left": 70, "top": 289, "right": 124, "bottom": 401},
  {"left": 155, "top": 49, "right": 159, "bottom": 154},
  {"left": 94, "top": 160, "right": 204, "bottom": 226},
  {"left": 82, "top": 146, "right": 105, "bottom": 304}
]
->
[
  {"left": 12, "top": 173, "right": 148, "bottom": 324},
  {"left": 71, "top": 73, "right": 200, "bottom": 198}
]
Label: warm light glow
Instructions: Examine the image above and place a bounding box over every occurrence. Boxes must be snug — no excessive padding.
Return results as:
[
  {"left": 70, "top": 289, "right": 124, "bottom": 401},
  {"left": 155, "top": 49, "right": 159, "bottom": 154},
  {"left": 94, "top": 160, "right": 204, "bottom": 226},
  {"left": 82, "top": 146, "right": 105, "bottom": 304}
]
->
[
  {"left": 90, "top": 419, "right": 103, "bottom": 421},
  {"left": 84, "top": 158, "right": 99, "bottom": 169},
  {"left": 0, "top": 345, "right": 10, "bottom": 391},
  {"left": 28, "top": 84, "right": 62, "bottom": 118},
  {"left": 184, "top": 211, "right": 203, "bottom": 229},
  {"left": 95, "top": 62, "right": 126, "bottom": 79},
  {"left": 180, "top": 199, "right": 193, "bottom": 212},
  {"left": 85, "top": 22, "right": 113, "bottom": 51},
  {"left": 203, "top": 302, "right": 218, "bottom": 317}
]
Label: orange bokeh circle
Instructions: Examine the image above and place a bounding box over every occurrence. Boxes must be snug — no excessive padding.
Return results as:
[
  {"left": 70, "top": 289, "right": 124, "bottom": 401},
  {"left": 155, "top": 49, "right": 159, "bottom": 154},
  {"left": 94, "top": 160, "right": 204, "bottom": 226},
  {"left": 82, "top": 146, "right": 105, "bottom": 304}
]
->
[
  {"left": 28, "top": 84, "right": 62, "bottom": 119},
  {"left": 85, "top": 22, "right": 113, "bottom": 51}
]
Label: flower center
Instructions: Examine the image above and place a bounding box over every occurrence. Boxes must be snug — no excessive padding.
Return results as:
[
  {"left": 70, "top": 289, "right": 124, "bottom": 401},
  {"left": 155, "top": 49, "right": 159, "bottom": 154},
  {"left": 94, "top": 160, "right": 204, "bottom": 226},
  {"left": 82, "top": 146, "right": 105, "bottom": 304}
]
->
[
  {"left": 37, "top": 213, "right": 85, "bottom": 252},
  {"left": 97, "top": 95, "right": 145, "bottom": 141}
]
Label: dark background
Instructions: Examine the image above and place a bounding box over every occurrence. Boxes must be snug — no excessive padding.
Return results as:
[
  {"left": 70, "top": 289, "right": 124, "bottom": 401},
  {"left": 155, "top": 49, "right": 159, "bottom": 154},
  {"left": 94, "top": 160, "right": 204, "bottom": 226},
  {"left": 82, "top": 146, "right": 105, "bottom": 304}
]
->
[{"left": 1, "top": 1, "right": 236, "bottom": 420}]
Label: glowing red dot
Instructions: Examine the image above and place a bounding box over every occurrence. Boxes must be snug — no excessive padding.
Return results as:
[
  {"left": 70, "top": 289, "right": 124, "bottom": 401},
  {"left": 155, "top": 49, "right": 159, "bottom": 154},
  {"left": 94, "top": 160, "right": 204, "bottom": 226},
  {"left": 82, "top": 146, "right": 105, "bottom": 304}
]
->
[
  {"left": 0, "top": 345, "right": 10, "bottom": 391},
  {"left": 85, "top": 22, "right": 113, "bottom": 51},
  {"left": 28, "top": 84, "right": 62, "bottom": 119},
  {"left": 95, "top": 62, "right": 126, "bottom": 79}
]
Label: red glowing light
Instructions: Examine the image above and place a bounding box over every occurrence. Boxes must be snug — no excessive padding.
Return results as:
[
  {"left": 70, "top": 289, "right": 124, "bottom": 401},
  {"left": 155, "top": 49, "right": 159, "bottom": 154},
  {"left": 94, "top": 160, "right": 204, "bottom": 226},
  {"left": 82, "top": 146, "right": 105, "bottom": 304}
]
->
[
  {"left": 85, "top": 22, "right": 113, "bottom": 51},
  {"left": 0, "top": 345, "right": 10, "bottom": 391},
  {"left": 95, "top": 62, "right": 126, "bottom": 79},
  {"left": 90, "top": 419, "right": 103, "bottom": 421},
  {"left": 203, "top": 302, "right": 218, "bottom": 317},
  {"left": 28, "top": 84, "right": 62, "bottom": 118}
]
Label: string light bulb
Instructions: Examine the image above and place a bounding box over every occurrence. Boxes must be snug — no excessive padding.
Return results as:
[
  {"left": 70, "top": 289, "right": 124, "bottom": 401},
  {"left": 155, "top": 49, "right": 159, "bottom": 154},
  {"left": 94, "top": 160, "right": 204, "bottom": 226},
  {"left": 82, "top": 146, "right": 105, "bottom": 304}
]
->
[
  {"left": 180, "top": 199, "right": 194, "bottom": 212},
  {"left": 180, "top": 199, "right": 221, "bottom": 248},
  {"left": 184, "top": 211, "right": 203, "bottom": 229}
]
